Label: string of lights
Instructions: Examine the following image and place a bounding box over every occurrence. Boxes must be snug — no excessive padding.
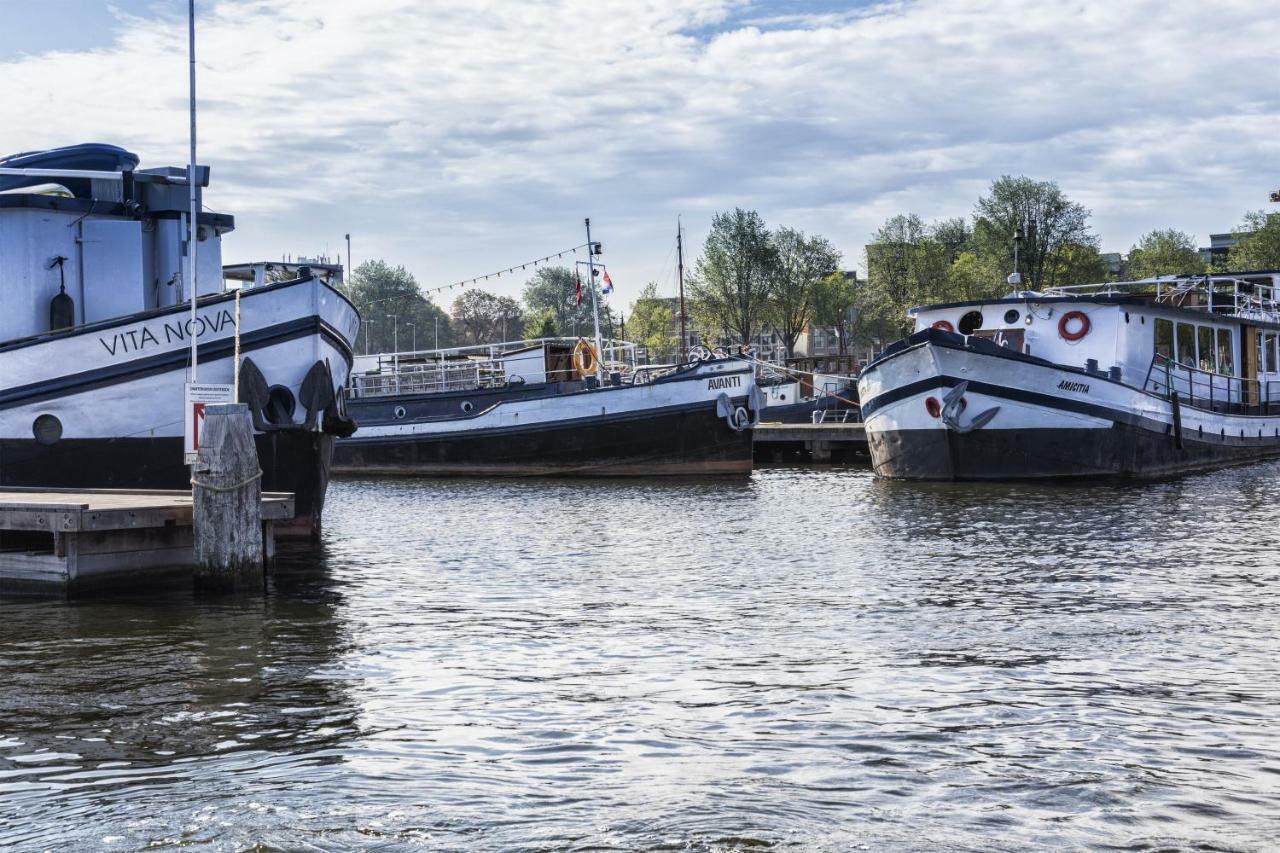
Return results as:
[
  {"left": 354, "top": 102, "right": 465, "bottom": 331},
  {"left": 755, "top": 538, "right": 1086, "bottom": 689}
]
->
[{"left": 356, "top": 242, "right": 596, "bottom": 309}]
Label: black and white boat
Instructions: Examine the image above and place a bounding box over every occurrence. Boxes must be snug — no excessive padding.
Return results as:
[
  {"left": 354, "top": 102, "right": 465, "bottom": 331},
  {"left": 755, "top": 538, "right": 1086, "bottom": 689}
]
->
[
  {"left": 0, "top": 144, "right": 359, "bottom": 536},
  {"left": 858, "top": 272, "right": 1280, "bottom": 479},
  {"left": 334, "top": 338, "right": 763, "bottom": 476}
]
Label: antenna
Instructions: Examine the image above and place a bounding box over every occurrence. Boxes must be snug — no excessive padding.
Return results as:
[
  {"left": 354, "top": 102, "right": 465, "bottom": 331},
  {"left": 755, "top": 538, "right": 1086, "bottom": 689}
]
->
[
  {"left": 584, "top": 218, "right": 605, "bottom": 383},
  {"left": 677, "top": 217, "right": 688, "bottom": 363}
]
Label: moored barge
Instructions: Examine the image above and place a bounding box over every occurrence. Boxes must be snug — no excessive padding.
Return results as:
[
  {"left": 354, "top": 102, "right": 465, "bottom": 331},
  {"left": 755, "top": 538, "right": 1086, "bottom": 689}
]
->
[
  {"left": 334, "top": 339, "right": 763, "bottom": 476},
  {"left": 858, "top": 272, "right": 1280, "bottom": 479}
]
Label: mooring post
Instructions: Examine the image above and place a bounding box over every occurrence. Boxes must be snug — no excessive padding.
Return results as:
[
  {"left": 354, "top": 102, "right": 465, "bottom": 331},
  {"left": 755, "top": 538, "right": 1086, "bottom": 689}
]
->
[{"left": 192, "top": 402, "right": 264, "bottom": 593}]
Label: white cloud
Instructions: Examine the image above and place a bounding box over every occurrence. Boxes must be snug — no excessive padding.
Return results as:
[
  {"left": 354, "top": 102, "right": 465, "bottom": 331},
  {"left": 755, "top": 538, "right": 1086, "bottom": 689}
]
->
[{"left": 1, "top": 0, "right": 1276, "bottom": 306}]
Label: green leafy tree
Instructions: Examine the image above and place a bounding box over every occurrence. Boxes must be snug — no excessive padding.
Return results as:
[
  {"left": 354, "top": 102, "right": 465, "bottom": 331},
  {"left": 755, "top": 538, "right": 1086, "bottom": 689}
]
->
[
  {"left": 626, "top": 281, "right": 678, "bottom": 361},
  {"left": 451, "top": 289, "right": 525, "bottom": 346},
  {"left": 768, "top": 227, "right": 841, "bottom": 358},
  {"left": 688, "top": 208, "right": 776, "bottom": 347},
  {"left": 523, "top": 308, "right": 559, "bottom": 339},
  {"left": 348, "top": 259, "right": 452, "bottom": 354},
  {"left": 521, "top": 266, "right": 604, "bottom": 337},
  {"left": 863, "top": 214, "right": 951, "bottom": 337},
  {"left": 1127, "top": 229, "right": 1205, "bottom": 278},
  {"left": 944, "top": 251, "right": 1004, "bottom": 302},
  {"left": 810, "top": 271, "right": 859, "bottom": 355},
  {"left": 972, "top": 176, "right": 1097, "bottom": 290},
  {"left": 1226, "top": 212, "right": 1280, "bottom": 271}
]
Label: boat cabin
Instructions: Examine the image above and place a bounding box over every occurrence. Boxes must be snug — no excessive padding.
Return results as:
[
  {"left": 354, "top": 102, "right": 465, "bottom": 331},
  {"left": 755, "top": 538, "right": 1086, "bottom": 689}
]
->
[
  {"left": 0, "top": 144, "right": 234, "bottom": 346},
  {"left": 911, "top": 273, "right": 1280, "bottom": 412},
  {"left": 348, "top": 338, "right": 641, "bottom": 399}
]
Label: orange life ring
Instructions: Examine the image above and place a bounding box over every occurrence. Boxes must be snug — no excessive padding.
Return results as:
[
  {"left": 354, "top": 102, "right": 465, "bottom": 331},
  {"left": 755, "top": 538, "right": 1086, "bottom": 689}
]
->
[
  {"left": 931, "top": 320, "right": 955, "bottom": 333},
  {"left": 572, "top": 338, "right": 599, "bottom": 378},
  {"left": 1058, "top": 311, "right": 1090, "bottom": 341}
]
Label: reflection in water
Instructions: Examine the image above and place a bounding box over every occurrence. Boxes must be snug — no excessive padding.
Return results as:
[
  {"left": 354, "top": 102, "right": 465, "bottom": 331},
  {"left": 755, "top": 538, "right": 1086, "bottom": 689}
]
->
[{"left": 3, "top": 465, "right": 1280, "bottom": 849}]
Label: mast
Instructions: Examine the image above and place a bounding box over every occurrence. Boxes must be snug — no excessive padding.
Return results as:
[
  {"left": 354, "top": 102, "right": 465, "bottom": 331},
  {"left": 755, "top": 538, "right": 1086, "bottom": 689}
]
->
[
  {"left": 677, "top": 216, "right": 687, "bottom": 363},
  {"left": 585, "top": 217, "right": 605, "bottom": 382},
  {"left": 186, "top": 0, "right": 199, "bottom": 381}
]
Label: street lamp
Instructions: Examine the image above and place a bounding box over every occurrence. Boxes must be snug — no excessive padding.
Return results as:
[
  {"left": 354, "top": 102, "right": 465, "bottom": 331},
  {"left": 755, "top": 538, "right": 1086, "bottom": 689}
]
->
[
  {"left": 405, "top": 322, "right": 416, "bottom": 353},
  {"left": 434, "top": 315, "right": 439, "bottom": 350},
  {"left": 362, "top": 319, "right": 376, "bottom": 355},
  {"left": 389, "top": 313, "right": 398, "bottom": 353}
]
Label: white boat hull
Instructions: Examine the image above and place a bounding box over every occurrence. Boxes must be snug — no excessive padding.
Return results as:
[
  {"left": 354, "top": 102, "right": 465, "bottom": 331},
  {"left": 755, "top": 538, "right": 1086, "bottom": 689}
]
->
[{"left": 858, "top": 330, "right": 1280, "bottom": 479}]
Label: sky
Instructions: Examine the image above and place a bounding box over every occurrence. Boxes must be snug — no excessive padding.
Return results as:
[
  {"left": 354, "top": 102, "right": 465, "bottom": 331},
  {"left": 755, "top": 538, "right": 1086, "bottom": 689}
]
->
[{"left": 1, "top": 0, "right": 1277, "bottom": 311}]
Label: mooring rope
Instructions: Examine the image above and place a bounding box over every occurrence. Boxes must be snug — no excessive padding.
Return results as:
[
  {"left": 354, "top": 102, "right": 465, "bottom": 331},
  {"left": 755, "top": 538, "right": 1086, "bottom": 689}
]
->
[{"left": 190, "top": 469, "right": 263, "bottom": 493}]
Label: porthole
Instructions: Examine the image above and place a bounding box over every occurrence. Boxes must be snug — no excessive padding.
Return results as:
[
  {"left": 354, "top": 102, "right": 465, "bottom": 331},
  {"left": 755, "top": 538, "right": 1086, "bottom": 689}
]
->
[
  {"left": 394, "top": 405, "right": 407, "bottom": 419},
  {"left": 33, "top": 414, "right": 62, "bottom": 446},
  {"left": 1003, "top": 309, "right": 1020, "bottom": 324},
  {"left": 958, "top": 310, "right": 983, "bottom": 335},
  {"left": 461, "top": 401, "right": 474, "bottom": 413}
]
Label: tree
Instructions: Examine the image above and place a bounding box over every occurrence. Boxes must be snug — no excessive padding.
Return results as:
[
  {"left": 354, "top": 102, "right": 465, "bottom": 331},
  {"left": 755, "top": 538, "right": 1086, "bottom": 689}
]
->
[
  {"left": 810, "top": 271, "right": 858, "bottom": 355},
  {"left": 944, "top": 251, "right": 1004, "bottom": 303},
  {"left": 451, "top": 289, "right": 525, "bottom": 346},
  {"left": 972, "top": 176, "right": 1098, "bottom": 290},
  {"left": 1127, "top": 228, "right": 1204, "bottom": 278},
  {"left": 863, "top": 214, "right": 951, "bottom": 338},
  {"left": 768, "top": 227, "right": 841, "bottom": 358},
  {"left": 521, "top": 266, "right": 604, "bottom": 337},
  {"left": 1226, "top": 212, "right": 1280, "bottom": 271},
  {"left": 688, "top": 208, "right": 776, "bottom": 347},
  {"left": 523, "top": 308, "right": 558, "bottom": 340},
  {"left": 347, "top": 259, "right": 452, "bottom": 354},
  {"left": 626, "top": 281, "right": 678, "bottom": 362}
]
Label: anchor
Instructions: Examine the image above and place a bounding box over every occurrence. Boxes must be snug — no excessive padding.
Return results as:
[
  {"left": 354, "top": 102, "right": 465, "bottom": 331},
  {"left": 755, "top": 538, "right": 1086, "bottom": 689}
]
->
[{"left": 941, "top": 380, "right": 999, "bottom": 434}]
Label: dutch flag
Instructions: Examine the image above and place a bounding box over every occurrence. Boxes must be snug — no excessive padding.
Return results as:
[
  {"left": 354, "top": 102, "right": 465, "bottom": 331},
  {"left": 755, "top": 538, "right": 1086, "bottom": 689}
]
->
[{"left": 602, "top": 271, "right": 614, "bottom": 295}]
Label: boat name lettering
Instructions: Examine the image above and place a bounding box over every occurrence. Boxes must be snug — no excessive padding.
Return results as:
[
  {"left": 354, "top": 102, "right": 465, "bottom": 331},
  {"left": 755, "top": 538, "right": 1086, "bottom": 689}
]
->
[
  {"left": 98, "top": 309, "right": 237, "bottom": 357},
  {"left": 707, "top": 375, "right": 742, "bottom": 390},
  {"left": 1058, "top": 379, "right": 1090, "bottom": 394}
]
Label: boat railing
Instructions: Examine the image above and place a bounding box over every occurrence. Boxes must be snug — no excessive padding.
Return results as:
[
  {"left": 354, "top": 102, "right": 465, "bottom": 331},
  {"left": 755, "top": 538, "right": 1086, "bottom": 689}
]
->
[
  {"left": 349, "top": 337, "right": 641, "bottom": 398},
  {"left": 1143, "top": 353, "right": 1280, "bottom": 415},
  {"left": 1042, "top": 274, "right": 1280, "bottom": 323}
]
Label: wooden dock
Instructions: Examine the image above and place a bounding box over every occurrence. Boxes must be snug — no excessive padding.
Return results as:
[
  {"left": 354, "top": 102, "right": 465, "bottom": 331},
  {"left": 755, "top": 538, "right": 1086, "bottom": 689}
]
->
[
  {"left": 753, "top": 422, "right": 868, "bottom": 463},
  {"left": 0, "top": 488, "right": 294, "bottom": 595}
]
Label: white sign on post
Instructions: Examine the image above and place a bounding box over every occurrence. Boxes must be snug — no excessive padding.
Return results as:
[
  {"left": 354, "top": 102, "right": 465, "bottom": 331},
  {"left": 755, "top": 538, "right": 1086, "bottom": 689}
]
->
[{"left": 184, "top": 382, "right": 235, "bottom": 464}]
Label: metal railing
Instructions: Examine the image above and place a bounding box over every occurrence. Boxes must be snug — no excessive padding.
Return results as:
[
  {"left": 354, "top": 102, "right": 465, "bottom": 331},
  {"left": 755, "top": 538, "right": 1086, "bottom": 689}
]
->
[
  {"left": 1042, "top": 273, "right": 1280, "bottom": 324},
  {"left": 1143, "top": 353, "right": 1280, "bottom": 415},
  {"left": 349, "top": 337, "right": 641, "bottom": 399}
]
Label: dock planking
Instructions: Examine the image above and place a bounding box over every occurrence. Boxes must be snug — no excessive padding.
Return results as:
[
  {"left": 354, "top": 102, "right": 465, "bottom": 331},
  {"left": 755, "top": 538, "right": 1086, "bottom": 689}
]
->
[
  {"left": 0, "top": 488, "right": 293, "bottom": 596},
  {"left": 753, "top": 422, "right": 868, "bottom": 463}
]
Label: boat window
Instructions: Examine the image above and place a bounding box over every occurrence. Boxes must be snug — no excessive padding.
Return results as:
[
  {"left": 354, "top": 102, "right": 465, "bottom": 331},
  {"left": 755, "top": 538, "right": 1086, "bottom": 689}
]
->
[
  {"left": 1154, "top": 318, "right": 1173, "bottom": 359},
  {"left": 1217, "top": 328, "right": 1234, "bottom": 377},
  {"left": 958, "top": 310, "right": 983, "bottom": 335},
  {"left": 1197, "top": 326, "right": 1215, "bottom": 371},
  {"left": 1266, "top": 333, "right": 1278, "bottom": 373},
  {"left": 1175, "top": 322, "right": 1196, "bottom": 367}
]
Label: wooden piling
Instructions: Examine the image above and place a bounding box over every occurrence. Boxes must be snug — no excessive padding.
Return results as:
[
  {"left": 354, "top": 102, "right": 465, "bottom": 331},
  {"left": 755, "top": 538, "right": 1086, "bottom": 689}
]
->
[{"left": 192, "top": 402, "right": 264, "bottom": 593}]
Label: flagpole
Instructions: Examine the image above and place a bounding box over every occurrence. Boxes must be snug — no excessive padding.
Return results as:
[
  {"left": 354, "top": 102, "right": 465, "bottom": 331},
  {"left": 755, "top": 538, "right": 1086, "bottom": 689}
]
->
[
  {"left": 186, "top": 0, "right": 199, "bottom": 383},
  {"left": 584, "top": 218, "right": 605, "bottom": 383}
]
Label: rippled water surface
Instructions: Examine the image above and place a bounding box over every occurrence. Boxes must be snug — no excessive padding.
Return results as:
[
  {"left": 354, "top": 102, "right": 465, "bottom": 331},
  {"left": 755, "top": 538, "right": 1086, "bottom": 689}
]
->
[{"left": 3, "top": 464, "right": 1280, "bottom": 851}]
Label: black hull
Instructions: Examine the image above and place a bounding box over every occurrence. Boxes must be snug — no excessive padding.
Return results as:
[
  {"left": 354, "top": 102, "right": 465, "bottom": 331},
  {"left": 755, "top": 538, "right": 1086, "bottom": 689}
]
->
[
  {"left": 871, "top": 422, "right": 1280, "bottom": 480},
  {"left": 334, "top": 402, "right": 754, "bottom": 477},
  {"left": 0, "top": 431, "right": 333, "bottom": 539}
]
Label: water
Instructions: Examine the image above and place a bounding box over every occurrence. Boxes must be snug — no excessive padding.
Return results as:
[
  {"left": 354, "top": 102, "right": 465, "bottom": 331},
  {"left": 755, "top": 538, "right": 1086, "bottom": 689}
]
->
[{"left": 3, "top": 465, "right": 1280, "bottom": 851}]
